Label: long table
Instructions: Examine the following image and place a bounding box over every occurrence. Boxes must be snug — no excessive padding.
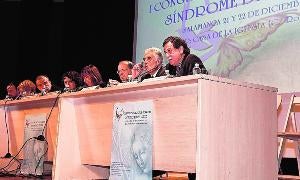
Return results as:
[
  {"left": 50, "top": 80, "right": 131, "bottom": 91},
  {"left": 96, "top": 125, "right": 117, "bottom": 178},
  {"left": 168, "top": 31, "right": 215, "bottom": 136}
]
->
[{"left": 0, "top": 75, "right": 278, "bottom": 180}]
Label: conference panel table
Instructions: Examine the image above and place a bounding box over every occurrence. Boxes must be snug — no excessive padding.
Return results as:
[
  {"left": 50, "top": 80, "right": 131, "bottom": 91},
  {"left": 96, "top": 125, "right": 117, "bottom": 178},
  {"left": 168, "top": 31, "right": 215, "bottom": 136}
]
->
[
  {"left": 53, "top": 75, "right": 278, "bottom": 180},
  {"left": 0, "top": 75, "right": 278, "bottom": 179},
  {"left": 0, "top": 93, "right": 60, "bottom": 162}
]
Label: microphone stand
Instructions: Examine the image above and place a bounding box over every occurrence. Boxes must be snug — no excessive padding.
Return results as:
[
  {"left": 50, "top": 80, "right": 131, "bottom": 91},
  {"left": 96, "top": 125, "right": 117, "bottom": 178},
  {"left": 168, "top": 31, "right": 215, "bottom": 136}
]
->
[
  {"left": 3, "top": 99, "right": 12, "bottom": 158},
  {"left": 2, "top": 94, "right": 22, "bottom": 158}
]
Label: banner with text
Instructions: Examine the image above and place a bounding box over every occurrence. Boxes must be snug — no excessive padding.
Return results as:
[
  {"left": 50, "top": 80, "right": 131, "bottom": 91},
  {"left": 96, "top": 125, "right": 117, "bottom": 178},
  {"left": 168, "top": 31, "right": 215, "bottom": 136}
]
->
[
  {"left": 135, "top": 0, "right": 300, "bottom": 92},
  {"left": 110, "top": 100, "right": 153, "bottom": 180}
]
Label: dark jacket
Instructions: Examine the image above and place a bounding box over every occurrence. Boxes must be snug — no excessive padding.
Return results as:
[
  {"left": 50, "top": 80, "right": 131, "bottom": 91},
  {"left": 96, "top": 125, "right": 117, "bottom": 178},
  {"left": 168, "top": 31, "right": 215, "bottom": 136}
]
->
[
  {"left": 140, "top": 66, "right": 166, "bottom": 81},
  {"left": 166, "top": 54, "right": 206, "bottom": 76}
]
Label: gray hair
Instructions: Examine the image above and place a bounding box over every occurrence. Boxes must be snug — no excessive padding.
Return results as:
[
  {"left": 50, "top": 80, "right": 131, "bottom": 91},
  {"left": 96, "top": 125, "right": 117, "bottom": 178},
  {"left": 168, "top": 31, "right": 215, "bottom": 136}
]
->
[{"left": 144, "top": 47, "right": 163, "bottom": 63}]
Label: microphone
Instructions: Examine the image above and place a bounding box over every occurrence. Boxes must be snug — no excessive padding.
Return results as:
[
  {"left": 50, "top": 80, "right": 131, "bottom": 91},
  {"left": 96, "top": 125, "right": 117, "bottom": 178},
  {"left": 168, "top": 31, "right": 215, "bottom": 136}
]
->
[
  {"left": 4, "top": 93, "right": 21, "bottom": 101},
  {"left": 4, "top": 95, "right": 12, "bottom": 101},
  {"left": 15, "top": 93, "right": 22, "bottom": 100},
  {"left": 76, "top": 86, "right": 84, "bottom": 92},
  {"left": 40, "top": 88, "right": 47, "bottom": 96},
  {"left": 63, "top": 87, "right": 70, "bottom": 93}
]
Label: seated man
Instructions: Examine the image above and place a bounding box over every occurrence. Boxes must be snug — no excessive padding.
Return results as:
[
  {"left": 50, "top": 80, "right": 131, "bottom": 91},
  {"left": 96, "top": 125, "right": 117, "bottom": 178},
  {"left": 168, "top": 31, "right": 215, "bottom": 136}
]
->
[
  {"left": 35, "top": 75, "right": 56, "bottom": 95},
  {"left": 117, "top": 60, "right": 133, "bottom": 83},
  {"left": 140, "top": 47, "right": 166, "bottom": 82},
  {"left": 163, "top": 36, "right": 206, "bottom": 77}
]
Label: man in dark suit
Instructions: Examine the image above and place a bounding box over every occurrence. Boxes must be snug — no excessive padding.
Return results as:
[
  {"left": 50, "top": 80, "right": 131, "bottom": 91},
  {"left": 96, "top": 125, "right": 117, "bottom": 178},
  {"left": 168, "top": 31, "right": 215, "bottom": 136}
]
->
[
  {"left": 163, "top": 36, "right": 206, "bottom": 77},
  {"left": 140, "top": 47, "right": 166, "bottom": 82},
  {"left": 163, "top": 36, "right": 206, "bottom": 180}
]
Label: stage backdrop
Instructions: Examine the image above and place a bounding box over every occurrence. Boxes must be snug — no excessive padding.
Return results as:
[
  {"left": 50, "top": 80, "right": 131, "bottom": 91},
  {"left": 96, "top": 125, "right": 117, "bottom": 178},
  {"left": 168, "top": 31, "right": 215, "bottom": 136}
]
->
[{"left": 134, "top": 0, "right": 300, "bottom": 93}]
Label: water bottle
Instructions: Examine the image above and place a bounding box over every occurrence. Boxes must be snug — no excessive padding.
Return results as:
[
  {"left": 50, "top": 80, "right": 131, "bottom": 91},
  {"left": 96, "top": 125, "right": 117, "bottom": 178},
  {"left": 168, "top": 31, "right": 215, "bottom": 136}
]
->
[
  {"left": 192, "top": 63, "right": 201, "bottom": 75},
  {"left": 127, "top": 74, "right": 133, "bottom": 82},
  {"left": 165, "top": 69, "right": 170, "bottom": 77}
]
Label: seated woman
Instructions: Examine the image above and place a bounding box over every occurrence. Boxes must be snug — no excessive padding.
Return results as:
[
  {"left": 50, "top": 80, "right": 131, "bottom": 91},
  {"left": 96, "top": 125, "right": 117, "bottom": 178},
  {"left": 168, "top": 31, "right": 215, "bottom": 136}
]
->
[
  {"left": 61, "top": 70, "right": 83, "bottom": 92},
  {"left": 17, "top": 80, "right": 37, "bottom": 98},
  {"left": 80, "top": 64, "right": 106, "bottom": 89}
]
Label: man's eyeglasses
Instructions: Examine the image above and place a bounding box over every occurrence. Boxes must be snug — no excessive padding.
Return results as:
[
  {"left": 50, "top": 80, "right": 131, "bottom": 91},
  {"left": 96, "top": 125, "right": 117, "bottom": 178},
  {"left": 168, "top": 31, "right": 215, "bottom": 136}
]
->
[
  {"left": 164, "top": 47, "right": 176, "bottom": 55},
  {"left": 117, "top": 69, "right": 128, "bottom": 74},
  {"left": 143, "top": 56, "right": 154, "bottom": 62}
]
